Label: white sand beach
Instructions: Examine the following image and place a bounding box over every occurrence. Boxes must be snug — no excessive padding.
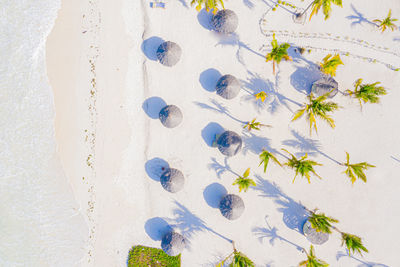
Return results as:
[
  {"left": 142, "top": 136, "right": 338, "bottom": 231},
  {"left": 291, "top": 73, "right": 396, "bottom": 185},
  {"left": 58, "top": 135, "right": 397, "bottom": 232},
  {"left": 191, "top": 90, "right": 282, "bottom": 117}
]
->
[{"left": 44, "top": 0, "right": 400, "bottom": 266}]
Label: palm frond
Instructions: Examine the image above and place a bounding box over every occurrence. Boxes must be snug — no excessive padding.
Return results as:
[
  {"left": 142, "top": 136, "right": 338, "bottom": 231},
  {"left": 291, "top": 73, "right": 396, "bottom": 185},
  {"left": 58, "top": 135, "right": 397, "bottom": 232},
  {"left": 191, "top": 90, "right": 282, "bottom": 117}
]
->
[
  {"left": 300, "top": 245, "right": 329, "bottom": 267},
  {"left": 308, "top": 211, "right": 339, "bottom": 234},
  {"left": 282, "top": 149, "right": 322, "bottom": 183},
  {"left": 259, "top": 149, "right": 282, "bottom": 173},
  {"left": 265, "top": 34, "right": 291, "bottom": 75},
  {"left": 341, "top": 233, "right": 368, "bottom": 257},
  {"left": 342, "top": 152, "right": 375, "bottom": 184}
]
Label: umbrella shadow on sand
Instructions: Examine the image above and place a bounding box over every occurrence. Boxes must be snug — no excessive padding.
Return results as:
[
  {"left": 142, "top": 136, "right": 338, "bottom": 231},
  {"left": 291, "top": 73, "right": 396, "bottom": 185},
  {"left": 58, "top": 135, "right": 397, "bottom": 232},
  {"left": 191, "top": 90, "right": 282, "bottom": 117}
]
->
[
  {"left": 199, "top": 68, "right": 222, "bottom": 92},
  {"left": 145, "top": 157, "right": 170, "bottom": 182},
  {"left": 201, "top": 122, "right": 225, "bottom": 147},
  {"left": 253, "top": 175, "right": 309, "bottom": 233},
  {"left": 141, "top": 36, "right": 165, "bottom": 61},
  {"left": 145, "top": 217, "right": 173, "bottom": 241},
  {"left": 142, "top": 96, "right": 167, "bottom": 119}
]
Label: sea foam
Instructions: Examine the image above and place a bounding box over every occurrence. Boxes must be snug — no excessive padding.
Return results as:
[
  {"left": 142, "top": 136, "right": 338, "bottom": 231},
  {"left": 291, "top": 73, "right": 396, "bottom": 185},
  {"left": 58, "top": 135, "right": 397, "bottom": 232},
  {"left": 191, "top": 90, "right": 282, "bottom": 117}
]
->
[{"left": 0, "top": 1, "right": 88, "bottom": 266}]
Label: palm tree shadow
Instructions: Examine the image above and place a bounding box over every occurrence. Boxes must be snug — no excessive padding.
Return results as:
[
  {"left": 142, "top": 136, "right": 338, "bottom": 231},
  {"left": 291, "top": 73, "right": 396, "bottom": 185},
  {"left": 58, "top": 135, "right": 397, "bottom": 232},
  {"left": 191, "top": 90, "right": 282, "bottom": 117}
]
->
[
  {"left": 242, "top": 131, "right": 277, "bottom": 156},
  {"left": 252, "top": 216, "right": 303, "bottom": 251},
  {"left": 243, "top": 0, "right": 255, "bottom": 9},
  {"left": 171, "top": 201, "right": 232, "bottom": 247},
  {"left": 253, "top": 175, "right": 309, "bottom": 233},
  {"left": 215, "top": 33, "right": 265, "bottom": 66},
  {"left": 208, "top": 157, "right": 240, "bottom": 178},
  {"left": 282, "top": 129, "right": 341, "bottom": 165},
  {"left": 241, "top": 70, "right": 301, "bottom": 114},
  {"left": 346, "top": 4, "right": 376, "bottom": 28},
  {"left": 336, "top": 250, "right": 389, "bottom": 267},
  {"left": 178, "top": 0, "right": 188, "bottom": 8},
  {"left": 194, "top": 99, "right": 247, "bottom": 124},
  {"left": 391, "top": 156, "right": 400, "bottom": 163}
]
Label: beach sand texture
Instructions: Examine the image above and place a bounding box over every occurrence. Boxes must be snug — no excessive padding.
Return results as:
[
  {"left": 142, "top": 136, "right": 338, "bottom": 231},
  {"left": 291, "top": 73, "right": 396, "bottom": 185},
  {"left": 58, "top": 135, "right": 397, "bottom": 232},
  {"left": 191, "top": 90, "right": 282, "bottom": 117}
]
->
[{"left": 45, "top": 0, "right": 400, "bottom": 266}]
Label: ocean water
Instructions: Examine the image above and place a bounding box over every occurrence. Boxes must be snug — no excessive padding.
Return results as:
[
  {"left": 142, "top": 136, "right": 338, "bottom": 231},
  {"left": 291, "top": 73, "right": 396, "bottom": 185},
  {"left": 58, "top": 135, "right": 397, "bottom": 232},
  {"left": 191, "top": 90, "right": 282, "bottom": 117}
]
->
[{"left": 0, "top": 1, "right": 88, "bottom": 266}]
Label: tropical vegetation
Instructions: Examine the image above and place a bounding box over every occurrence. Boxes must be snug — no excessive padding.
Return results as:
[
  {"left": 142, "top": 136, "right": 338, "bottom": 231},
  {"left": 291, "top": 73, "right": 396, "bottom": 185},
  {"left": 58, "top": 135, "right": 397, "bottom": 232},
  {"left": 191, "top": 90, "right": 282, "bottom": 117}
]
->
[
  {"left": 340, "top": 232, "right": 369, "bottom": 256},
  {"left": 259, "top": 149, "right": 282, "bottom": 173},
  {"left": 216, "top": 241, "right": 255, "bottom": 267},
  {"left": 265, "top": 34, "right": 291, "bottom": 75},
  {"left": 190, "top": 0, "right": 224, "bottom": 13},
  {"left": 341, "top": 152, "right": 375, "bottom": 184},
  {"left": 128, "top": 245, "right": 180, "bottom": 267},
  {"left": 299, "top": 245, "right": 329, "bottom": 267},
  {"left": 373, "top": 9, "right": 398, "bottom": 32},
  {"left": 345, "top": 78, "right": 387, "bottom": 106},
  {"left": 232, "top": 168, "right": 256, "bottom": 192},
  {"left": 282, "top": 149, "right": 322, "bottom": 183},
  {"left": 319, "top": 54, "right": 343, "bottom": 77},
  {"left": 307, "top": 209, "right": 338, "bottom": 234},
  {"left": 243, "top": 118, "right": 270, "bottom": 131},
  {"left": 292, "top": 93, "right": 339, "bottom": 135},
  {"left": 308, "top": 0, "right": 343, "bottom": 21},
  {"left": 254, "top": 91, "right": 268, "bottom": 102}
]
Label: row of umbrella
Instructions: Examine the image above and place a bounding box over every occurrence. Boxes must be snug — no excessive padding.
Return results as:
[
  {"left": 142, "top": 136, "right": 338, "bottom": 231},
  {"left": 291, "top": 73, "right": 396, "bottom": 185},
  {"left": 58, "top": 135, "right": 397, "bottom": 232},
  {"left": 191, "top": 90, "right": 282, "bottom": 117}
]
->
[{"left": 150, "top": 9, "right": 246, "bottom": 257}]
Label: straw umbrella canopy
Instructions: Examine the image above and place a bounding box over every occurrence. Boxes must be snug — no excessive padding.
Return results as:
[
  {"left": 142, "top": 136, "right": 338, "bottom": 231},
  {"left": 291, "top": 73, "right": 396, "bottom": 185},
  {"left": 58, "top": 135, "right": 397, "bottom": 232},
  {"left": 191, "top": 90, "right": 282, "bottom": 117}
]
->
[
  {"left": 156, "top": 41, "right": 182, "bottom": 67},
  {"left": 161, "top": 232, "right": 186, "bottom": 256},
  {"left": 215, "top": 74, "right": 241, "bottom": 99},
  {"left": 302, "top": 220, "right": 329, "bottom": 245},
  {"left": 159, "top": 105, "right": 183, "bottom": 128},
  {"left": 219, "top": 194, "right": 245, "bottom": 220},
  {"left": 160, "top": 168, "right": 185, "bottom": 193},
  {"left": 216, "top": 131, "right": 242, "bottom": 157},
  {"left": 311, "top": 76, "right": 338, "bottom": 98},
  {"left": 211, "top": 9, "right": 239, "bottom": 34}
]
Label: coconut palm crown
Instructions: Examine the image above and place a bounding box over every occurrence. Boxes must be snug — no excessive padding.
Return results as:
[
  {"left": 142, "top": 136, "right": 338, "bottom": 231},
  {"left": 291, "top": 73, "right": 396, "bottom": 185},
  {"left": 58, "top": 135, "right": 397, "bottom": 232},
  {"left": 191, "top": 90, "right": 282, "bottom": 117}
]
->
[
  {"left": 345, "top": 78, "right": 387, "bottom": 107},
  {"left": 319, "top": 54, "right": 343, "bottom": 77},
  {"left": 216, "top": 241, "right": 255, "bottom": 267},
  {"left": 243, "top": 118, "right": 271, "bottom": 131},
  {"left": 373, "top": 9, "right": 398, "bottom": 32},
  {"left": 254, "top": 91, "right": 268, "bottom": 102},
  {"left": 282, "top": 149, "right": 322, "bottom": 183},
  {"left": 341, "top": 152, "right": 375, "bottom": 184},
  {"left": 308, "top": 210, "right": 339, "bottom": 234},
  {"left": 191, "top": 0, "right": 224, "bottom": 13},
  {"left": 309, "top": 0, "right": 343, "bottom": 21},
  {"left": 292, "top": 93, "right": 339, "bottom": 135},
  {"left": 299, "top": 245, "right": 329, "bottom": 267},
  {"left": 265, "top": 34, "right": 292, "bottom": 75},
  {"left": 340, "top": 232, "right": 369, "bottom": 257},
  {"left": 232, "top": 168, "right": 256, "bottom": 192},
  {"left": 259, "top": 149, "right": 282, "bottom": 173}
]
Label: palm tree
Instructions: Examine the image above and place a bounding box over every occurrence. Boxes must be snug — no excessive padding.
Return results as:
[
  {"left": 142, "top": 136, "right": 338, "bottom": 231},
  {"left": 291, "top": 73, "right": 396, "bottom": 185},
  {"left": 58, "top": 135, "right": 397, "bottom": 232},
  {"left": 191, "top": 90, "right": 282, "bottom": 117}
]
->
[
  {"left": 254, "top": 91, "right": 268, "bottom": 102},
  {"left": 243, "top": 118, "right": 271, "bottom": 131},
  {"left": 216, "top": 241, "right": 255, "bottom": 267},
  {"left": 259, "top": 149, "right": 282, "bottom": 173},
  {"left": 232, "top": 168, "right": 256, "bottom": 192},
  {"left": 191, "top": 0, "right": 224, "bottom": 13},
  {"left": 309, "top": 0, "right": 342, "bottom": 21},
  {"left": 373, "top": 9, "right": 398, "bottom": 32},
  {"left": 265, "top": 34, "right": 292, "bottom": 75},
  {"left": 341, "top": 152, "right": 375, "bottom": 184},
  {"left": 340, "top": 232, "right": 368, "bottom": 256},
  {"left": 308, "top": 209, "right": 339, "bottom": 234},
  {"left": 345, "top": 78, "right": 387, "bottom": 107},
  {"left": 319, "top": 54, "right": 343, "bottom": 77},
  {"left": 299, "top": 245, "right": 329, "bottom": 267},
  {"left": 282, "top": 149, "right": 322, "bottom": 183},
  {"left": 292, "top": 93, "right": 339, "bottom": 135}
]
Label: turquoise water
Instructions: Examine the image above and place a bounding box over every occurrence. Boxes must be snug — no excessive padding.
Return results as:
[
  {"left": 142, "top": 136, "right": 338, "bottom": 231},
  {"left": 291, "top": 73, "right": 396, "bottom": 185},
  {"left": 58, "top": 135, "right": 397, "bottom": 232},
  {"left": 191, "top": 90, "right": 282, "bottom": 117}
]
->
[{"left": 0, "top": 1, "right": 87, "bottom": 266}]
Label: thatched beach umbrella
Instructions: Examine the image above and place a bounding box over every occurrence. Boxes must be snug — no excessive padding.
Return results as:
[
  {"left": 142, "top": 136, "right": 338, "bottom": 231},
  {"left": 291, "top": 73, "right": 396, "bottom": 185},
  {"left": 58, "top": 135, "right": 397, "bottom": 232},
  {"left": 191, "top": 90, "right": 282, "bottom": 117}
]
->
[
  {"left": 160, "top": 168, "right": 185, "bottom": 193},
  {"left": 219, "top": 194, "right": 245, "bottom": 220},
  {"left": 161, "top": 231, "right": 186, "bottom": 256},
  {"left": 302, "top": 220, "right": 329, "bottom": 245},
  {"left": 156, "top": 41, "right": 182, "bottom": 67},
  {"left": 212, "top": 9, "right": 238, "bottom": 34},
  {"left": 159, "top": 105, "right": 183, "bottom": 128},
  {"left": 311, "top": 76, "right": 338, "bottom": 98},
  {"left": 215, "top": 74, "right": 241, "bottom": 99},
  {"left": 216, "top": 130, "right": 242, "bottom": 157}
]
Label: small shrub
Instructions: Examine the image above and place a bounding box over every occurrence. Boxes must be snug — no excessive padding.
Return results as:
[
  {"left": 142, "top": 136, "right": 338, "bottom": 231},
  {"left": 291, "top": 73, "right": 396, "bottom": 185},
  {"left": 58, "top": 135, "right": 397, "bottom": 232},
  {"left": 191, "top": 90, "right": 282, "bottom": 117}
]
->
[{"left": 128, "top": 246, "right": 180, "bottom": 267}]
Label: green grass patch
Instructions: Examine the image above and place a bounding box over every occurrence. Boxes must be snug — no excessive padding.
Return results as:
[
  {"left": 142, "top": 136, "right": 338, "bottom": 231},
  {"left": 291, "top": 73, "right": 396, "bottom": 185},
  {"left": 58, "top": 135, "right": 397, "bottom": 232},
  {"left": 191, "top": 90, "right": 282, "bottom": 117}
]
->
[{"left": 127, "top": 245, "right": 181, "bottom": 267}]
